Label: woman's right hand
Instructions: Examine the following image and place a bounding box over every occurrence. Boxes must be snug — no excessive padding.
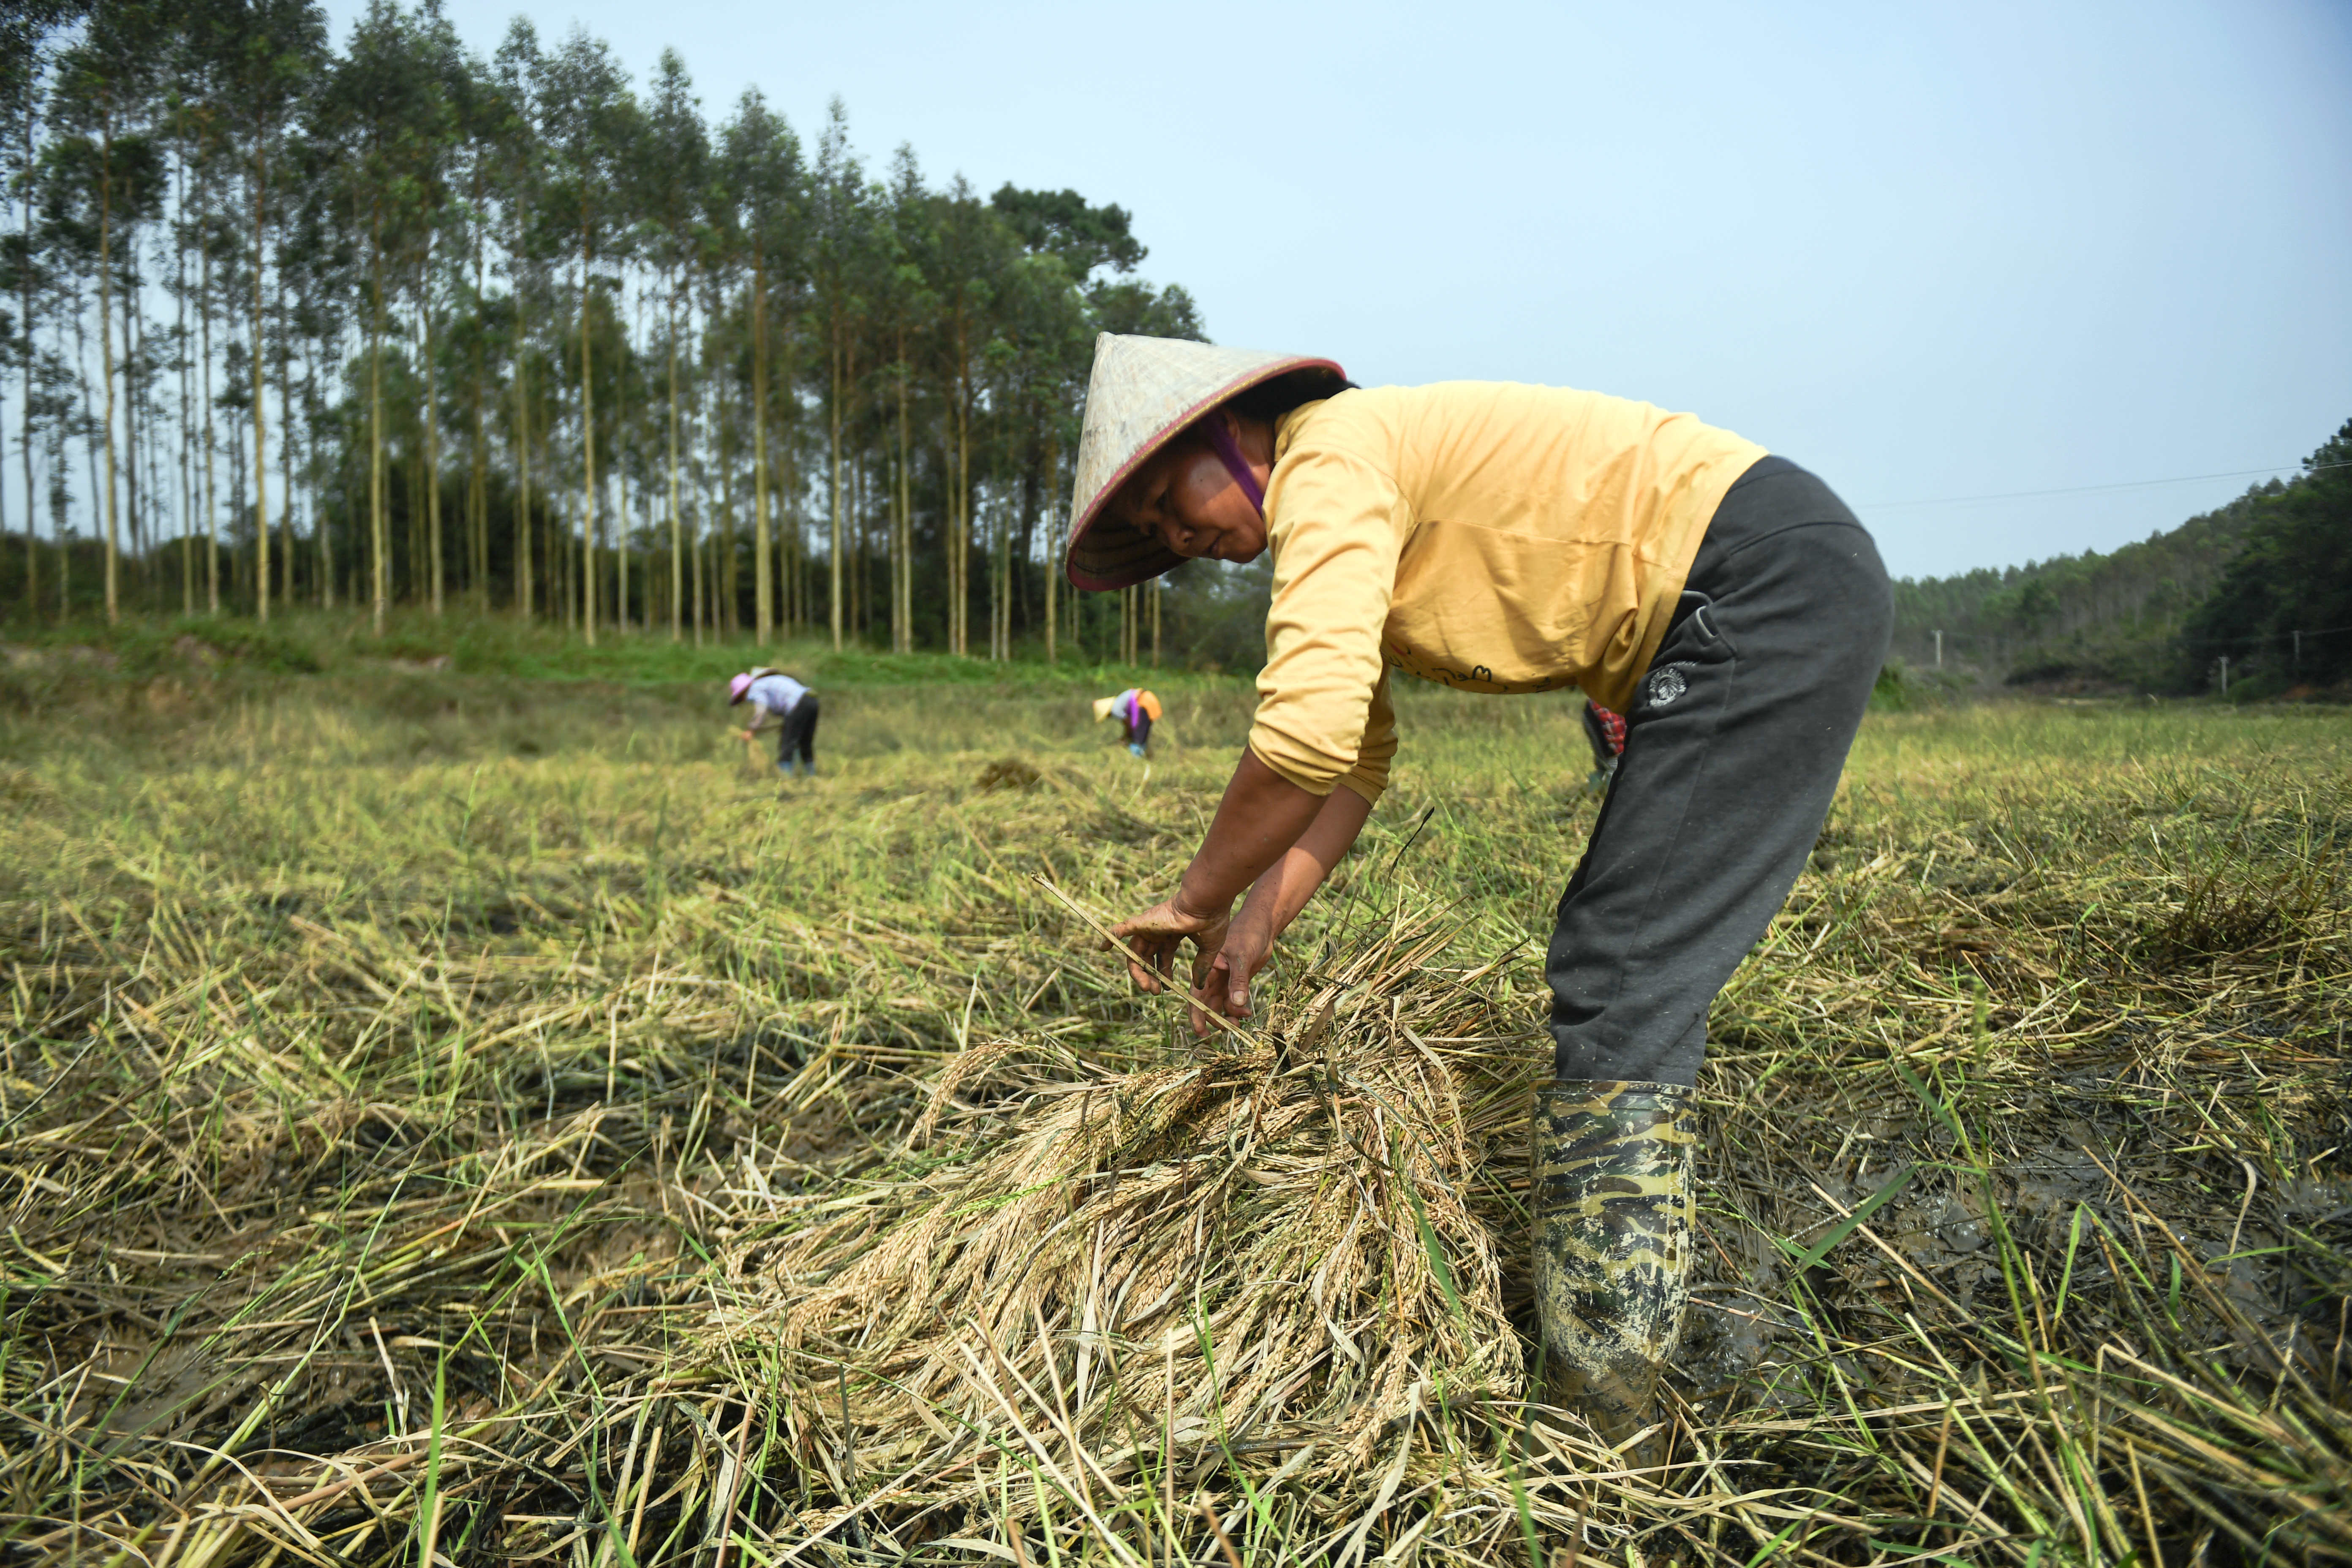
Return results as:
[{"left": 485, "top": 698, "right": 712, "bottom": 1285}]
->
[
  {"left": 1187, "top": 901, "right": 1277, "bottom": 1036},
  {"left": 1109, "top": 898, "right": 1228, "bottom": 994}
]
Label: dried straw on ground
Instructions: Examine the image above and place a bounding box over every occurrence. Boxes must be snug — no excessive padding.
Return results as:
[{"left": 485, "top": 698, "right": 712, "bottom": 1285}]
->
[{"left": 0, "top": 688, "right": 2345, "bottom": 1564}]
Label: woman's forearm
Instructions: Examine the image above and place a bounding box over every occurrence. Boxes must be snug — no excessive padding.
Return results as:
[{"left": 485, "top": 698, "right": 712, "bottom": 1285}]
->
[
  {"left": 1240, "top": 785, "right": 1375, "bottom": 937},
  {"left": 1243, "top": 847, "right": 1332, "bottom": 940},
  {"left": 1172, "top": 750, "right": 1327, "bottom": 918}
]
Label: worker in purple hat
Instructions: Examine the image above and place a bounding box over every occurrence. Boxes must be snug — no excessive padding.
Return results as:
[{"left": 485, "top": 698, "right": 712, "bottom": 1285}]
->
[{"left": 729, "top": 668, "right": 820, "bottom": 779}]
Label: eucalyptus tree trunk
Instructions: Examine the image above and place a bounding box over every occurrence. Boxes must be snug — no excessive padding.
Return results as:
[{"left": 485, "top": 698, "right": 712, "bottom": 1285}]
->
[
  {"left": 512, "top": 301, "right": 533, "bottom": 618},
  {"left": 308, "top": 340, "right": 330, "bottom": 608},
  {"left": 276, "top": 284, "right": 295, "bottom": 606},
  {"left": 693, "top": 370, "right": 710, "bottom": 642},
  {"left": 667, "top": 270, "right": 682, "bottom": 641},
  {"left": 558, "top": 423, "right": 573, "bottom": 629},
  {"left": 122, "top": 250, "right": 144, "bottom": 600},
  {"left": 408, "top": 440, "right": 424, "bottom": 605},
  {"left": 613, "top": 286, "right": 631, "bottom": 632},
  {"left": 545, "top": 390, "right": 563, "bottom": 627},
  {"left": 689, "top": 458, "right": 704, "bottom": 646},
  {"left": 18, "top": 106, "right": 34, "bottom": 619},
  {"left": 175, "top": 150, "right": 192, "bottom": 617},
  {"left": 470, "top": 226, "right": 489, "bottom": 610},
  {"left": 470, "top": 379, "right": 487, "bottom": 611},
  {"left": 850, "top": 425, "right": 867, "bottom": 642},
  {"left": 750, "top": 253, "right": 771, "bottom": 642},
  {"left": 422, "top": 284, "right": 442, "bottom": 616},
  {"left": 1043, "top": 433, "right": 1060, "bottom": 663},
  {"left": 369, "top": 225, "right": 388, "bottom": 637},
  {"left": 200, "top": 177, "right": 218, "bottom": 613},
  {"left": 614, "top": 393, "right": 628, "bottom": 631},
  {"left": 892, "top": 343, "right": 910, "bottom": 653},
  {"left": 995, "top": 496, "right": 1010, "bottom": 661},
  {"left": 557, "top": 468, "right": 571, "bottom": 629},
  {"left": 780, "top": 331, "right": 800, "bottom": 632},
  {"left": 71, "top": 293, "right": 95, "bottom": 588},
  {"left": 826, "top": 321, "right": 843, "bottom": 650},
  {"left": 716, "top": 345, "right": 737, "bottom": 635},
  {"left": 578, "top": 251, "right": 597, "bottom": 646},
  {"left": 949, "top": 309, "right": 972, "bottom": 656},
  {"left": 250, "top": 141, "right": 271, "bottom": 622},
  {"left": 97, "top": 122, "right": 119, "bottom": 624}
]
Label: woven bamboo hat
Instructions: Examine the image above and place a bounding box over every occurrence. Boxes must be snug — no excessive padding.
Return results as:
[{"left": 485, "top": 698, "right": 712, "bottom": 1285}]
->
[{"left": 1064, "top": 333, "right": 1346, "bottom": 591}]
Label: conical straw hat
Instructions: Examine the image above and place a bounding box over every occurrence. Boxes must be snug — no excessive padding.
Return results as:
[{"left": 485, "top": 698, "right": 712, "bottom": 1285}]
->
[{"left": 1064, "top": 333, "right": 1345, "bottom": 591}]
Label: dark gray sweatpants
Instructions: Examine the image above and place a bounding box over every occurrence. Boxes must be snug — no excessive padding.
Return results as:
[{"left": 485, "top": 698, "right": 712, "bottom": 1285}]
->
[{"left": 1546, "top": 458, "right": 1892, "bottom": 1088}]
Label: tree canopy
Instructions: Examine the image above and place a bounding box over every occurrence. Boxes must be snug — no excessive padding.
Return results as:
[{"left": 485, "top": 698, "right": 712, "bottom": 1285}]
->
[
  {"left": 2180, "top": 422, "right": 2352, "bottom": 690},
  {"left": 0, "top": 0, "right": 1209, "bottom": 662},
  {"left": 1889, "top": 429, "right": 2352, "bottom": 695}
]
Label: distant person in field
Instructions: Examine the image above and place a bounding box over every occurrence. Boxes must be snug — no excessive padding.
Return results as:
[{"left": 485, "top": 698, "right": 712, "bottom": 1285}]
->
[
  {"left": 1072, "top": 334, "right": 1891, "bottom": 1460},
  {"left": 730, "top": 669, "right": 820, "bottom": 779},
  {"left": 1092, "top": 687, "right": 1162, "bottom": 757}
]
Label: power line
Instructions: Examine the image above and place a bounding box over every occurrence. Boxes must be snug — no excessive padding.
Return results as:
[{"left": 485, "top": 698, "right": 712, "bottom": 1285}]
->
[
  {"left": 1861, "top": 459, "right": 2352, "bottom": 512},
  {"left": 1911, "top": 623, "right": 2352, "bottom": 653}
]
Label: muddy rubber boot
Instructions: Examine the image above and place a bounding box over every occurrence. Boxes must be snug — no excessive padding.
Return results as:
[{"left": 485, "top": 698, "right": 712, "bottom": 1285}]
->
[{"left": 1530, "top": 1079, "right": 1696, "bottom": 1468}]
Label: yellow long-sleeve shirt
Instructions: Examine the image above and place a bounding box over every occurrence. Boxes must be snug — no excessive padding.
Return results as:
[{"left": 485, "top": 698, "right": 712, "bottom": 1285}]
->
[{"left": 1249, "top": 383, "right": 1767, "bottom": 802}]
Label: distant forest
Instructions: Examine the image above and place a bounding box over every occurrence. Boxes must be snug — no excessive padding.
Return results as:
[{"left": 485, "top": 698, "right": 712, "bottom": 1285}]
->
[
  {"left": 1890, "top": 420, "right": 2352, "bottom": 697},
  {"left": 0, "top": 0, "right": 1225, "bottom": 662}
]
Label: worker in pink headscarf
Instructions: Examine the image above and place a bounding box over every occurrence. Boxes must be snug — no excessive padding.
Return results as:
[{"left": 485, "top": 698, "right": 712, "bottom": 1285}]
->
[{"left": 1092, "top": 687, "right": 1162, "bottom": 758}]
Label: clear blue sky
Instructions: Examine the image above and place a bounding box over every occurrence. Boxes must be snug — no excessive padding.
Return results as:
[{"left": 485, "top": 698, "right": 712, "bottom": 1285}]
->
[{"left": 329, "top": 0, "right": 2352, "bottom": 582}]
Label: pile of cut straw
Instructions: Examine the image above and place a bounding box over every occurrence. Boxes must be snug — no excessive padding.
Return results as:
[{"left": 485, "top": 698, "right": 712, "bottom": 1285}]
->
[{"left": 698, "top": 915, "right": 1567, "bottom": 1555}]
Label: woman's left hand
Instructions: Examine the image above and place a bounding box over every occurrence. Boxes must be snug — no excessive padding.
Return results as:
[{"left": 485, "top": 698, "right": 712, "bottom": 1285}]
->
[{"left": 1108, "top": 898, "right": 1228, "bottom": 994}]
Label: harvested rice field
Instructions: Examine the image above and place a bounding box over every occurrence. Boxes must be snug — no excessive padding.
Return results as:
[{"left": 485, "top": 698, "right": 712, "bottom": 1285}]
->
[{"left": 0, "top": 671, "right": 2347, "bottom": 1566}]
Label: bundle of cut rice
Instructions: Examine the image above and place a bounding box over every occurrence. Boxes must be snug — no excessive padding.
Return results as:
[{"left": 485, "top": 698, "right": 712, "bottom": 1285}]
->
[{"left": 706, "top": 918, "right": 1551, "bottom": 1530}]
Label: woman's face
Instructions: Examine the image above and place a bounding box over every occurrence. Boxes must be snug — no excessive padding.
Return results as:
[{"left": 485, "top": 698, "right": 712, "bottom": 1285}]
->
[{"left": 1113, "top": 430, "right": 1269, "bottom": 564}]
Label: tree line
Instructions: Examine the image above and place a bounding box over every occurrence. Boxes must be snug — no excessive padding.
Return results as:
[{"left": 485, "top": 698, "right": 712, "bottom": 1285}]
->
[
  {"left": 1889, "top": 420, "right": 2352, "bottom": 695},
  {"left": 2181, "top": 420, "right": 2352, "bottom": 691},
  {"left": 0, "top": 0, "right": 1208, "bottom": 662}
]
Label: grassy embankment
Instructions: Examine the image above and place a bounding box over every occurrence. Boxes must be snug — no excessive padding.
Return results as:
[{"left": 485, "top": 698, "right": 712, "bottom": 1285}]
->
[
  {"left": 0, "top": 657, "right": 2346, "bottom": 1565},
  {"left": 0, "top": 607, "right": 1210, "bottom": 694}
]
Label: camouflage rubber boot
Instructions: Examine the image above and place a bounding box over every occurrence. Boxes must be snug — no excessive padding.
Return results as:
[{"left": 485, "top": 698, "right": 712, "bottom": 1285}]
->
[{"left": 1530, "top": 1079, "right": 1696, "bottom": 1466}]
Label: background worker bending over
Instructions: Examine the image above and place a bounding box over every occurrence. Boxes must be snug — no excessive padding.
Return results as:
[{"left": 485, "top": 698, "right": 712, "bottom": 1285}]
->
[
  {"left": 1094, "top": 687, "right": 1162, "bottom": 757},
  {"left": 730, "top": 669, "right": 821, "bottom": 779}
]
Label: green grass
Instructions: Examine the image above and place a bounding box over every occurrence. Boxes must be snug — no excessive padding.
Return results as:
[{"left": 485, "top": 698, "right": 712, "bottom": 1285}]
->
[
  {"left": 0, "top": 670, "right": 2344, "bottom": 1565},
  {"left": 1, "top": 607, "right": 1230, "bottom": 694}
]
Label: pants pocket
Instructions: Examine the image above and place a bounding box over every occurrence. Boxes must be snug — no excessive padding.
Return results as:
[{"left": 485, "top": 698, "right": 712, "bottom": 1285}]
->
[{"left": 1633, "top": 591, "right": 1735, "bottom": 717}]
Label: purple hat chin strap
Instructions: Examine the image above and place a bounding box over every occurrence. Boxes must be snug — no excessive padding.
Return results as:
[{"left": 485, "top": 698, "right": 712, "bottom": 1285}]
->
[{"left": 1201, "top": 416, "right": 1266, "bottom": 518}]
